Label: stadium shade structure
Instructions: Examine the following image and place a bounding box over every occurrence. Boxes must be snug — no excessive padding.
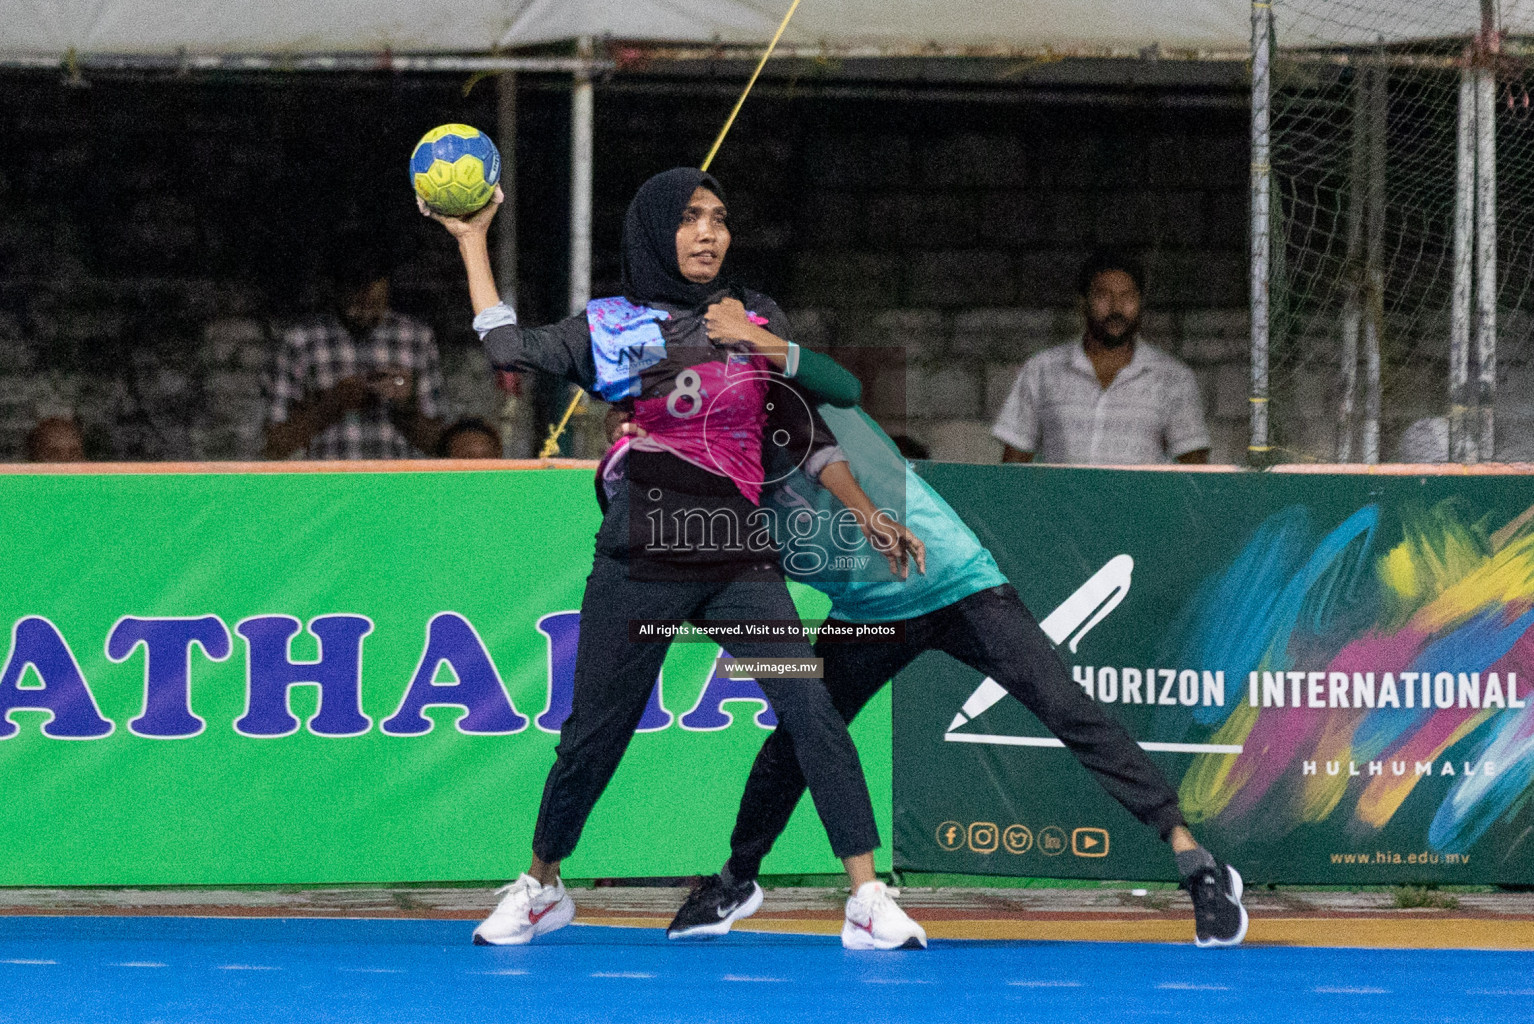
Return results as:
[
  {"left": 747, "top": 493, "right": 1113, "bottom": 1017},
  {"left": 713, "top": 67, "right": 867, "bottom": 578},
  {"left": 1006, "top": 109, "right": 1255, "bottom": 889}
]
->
[
  {"left": 9, "top": 0, "right": 1533, "bottom": 58},
  {"left": 4, "top": 0, "right": 1534, "bottom": 446},
  {"left": 3, "top": 0, "right": 1247, "bottom": 58}
]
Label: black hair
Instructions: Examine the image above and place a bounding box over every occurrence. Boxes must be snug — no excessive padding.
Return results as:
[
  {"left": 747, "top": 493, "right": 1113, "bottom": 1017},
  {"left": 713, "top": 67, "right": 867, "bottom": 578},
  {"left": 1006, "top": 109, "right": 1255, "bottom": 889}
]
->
[
  {"left": 436, "top": 417, "right": 501, "bottom": 457},
  {"left": 25, "top": 416, "right": 83, "bottom": 462},
  {"left": 1076, "top": 248, "right": 1146, "bottom": 298}
]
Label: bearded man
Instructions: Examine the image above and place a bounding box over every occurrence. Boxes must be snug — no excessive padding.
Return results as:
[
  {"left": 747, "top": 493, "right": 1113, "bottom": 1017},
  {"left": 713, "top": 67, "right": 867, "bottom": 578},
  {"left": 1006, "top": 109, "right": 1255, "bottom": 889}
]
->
[{"left": 993, "top": 249, "right": 1210, "bottom": 465}]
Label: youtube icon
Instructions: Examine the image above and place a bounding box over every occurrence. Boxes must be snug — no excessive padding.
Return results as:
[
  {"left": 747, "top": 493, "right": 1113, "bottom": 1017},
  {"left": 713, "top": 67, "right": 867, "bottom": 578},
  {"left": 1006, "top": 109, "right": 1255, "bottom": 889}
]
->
[{"left": 1072, "top": 827, "right": 1109, "bottom": 858}]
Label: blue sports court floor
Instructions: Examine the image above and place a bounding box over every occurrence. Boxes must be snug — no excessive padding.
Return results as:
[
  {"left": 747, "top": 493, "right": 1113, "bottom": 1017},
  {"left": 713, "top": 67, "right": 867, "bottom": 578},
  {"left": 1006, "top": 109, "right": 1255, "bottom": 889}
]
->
[{"left": 0, "top": 916, "right": 1529, "bottom": 1024}]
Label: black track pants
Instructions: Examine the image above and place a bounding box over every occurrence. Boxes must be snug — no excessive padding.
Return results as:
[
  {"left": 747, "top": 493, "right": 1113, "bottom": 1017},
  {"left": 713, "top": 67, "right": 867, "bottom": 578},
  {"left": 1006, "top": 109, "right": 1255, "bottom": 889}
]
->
[
  {"left": 725, "top": 584, "right": 1186, "bottom": 880},
  {"left": 530, "top": 552, "right": 880, "bottom": 864}
]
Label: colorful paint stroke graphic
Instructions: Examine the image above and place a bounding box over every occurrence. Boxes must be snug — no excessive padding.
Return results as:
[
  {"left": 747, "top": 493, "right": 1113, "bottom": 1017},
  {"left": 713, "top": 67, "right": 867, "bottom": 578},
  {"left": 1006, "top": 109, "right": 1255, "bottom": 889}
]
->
[{"left": 1173, "top": 499, "right": 1534, "bottom": 854}]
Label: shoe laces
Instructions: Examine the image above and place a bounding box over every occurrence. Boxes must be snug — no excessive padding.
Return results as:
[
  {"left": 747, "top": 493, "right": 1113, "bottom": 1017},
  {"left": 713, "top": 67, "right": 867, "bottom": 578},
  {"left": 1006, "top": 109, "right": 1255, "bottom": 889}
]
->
[
  {"left": 689, "top": 874, "right": 725, "bottom": 899},
  {"left": 1183, "top": 869, "right": 1227, "bottom": 915},
  {"left": 858, "top": 883, "right": 902, "bottom": 913},
  {"left": 495, "top": 874, "right": 548, "bottom": 899}
]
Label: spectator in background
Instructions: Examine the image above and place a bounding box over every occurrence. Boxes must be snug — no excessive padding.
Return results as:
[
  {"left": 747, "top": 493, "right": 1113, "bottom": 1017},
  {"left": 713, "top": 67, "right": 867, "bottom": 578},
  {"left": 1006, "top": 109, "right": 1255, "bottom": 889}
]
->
[
  {"left": 263, "top": 245, "right": 445, "bottom": 459},
  {"left": 992, "top": 249, "right": 1210, "bottom": 466},
  {"left": 26, "top": 417, "right": 85, "bottom": 462},
  {"left": 438, "top": 417, "right": 502, "bottom": 459}
]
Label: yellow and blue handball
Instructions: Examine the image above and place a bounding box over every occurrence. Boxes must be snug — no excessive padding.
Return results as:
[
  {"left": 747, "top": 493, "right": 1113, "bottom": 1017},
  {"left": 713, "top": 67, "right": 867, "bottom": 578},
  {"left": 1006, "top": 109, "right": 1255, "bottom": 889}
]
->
[{"left": 409, "top": 124, "right": 501, "bottom": 217}]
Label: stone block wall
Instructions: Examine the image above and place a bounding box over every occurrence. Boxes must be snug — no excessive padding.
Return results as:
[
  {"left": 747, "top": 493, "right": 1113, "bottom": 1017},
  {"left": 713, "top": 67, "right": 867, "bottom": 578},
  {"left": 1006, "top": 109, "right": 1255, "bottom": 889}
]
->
[
  {"left": 781, "top": 304, "right": 1253, "bottom": 464},
  {"left": 0, "top": 68, "right": 1253, "bottom": 462},
  {"left": 0, "top": 73, "right": 507, "bottom": 461},
  {"left": 662, "top": 86, "right": 1255, "bottom": 464}
]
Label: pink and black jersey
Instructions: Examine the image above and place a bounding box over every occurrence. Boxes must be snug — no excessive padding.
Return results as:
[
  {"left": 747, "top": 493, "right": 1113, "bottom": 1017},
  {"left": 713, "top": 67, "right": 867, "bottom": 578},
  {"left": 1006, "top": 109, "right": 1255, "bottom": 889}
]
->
[{"left": 475, "top": 288, "right": 845, "bottom": 574}]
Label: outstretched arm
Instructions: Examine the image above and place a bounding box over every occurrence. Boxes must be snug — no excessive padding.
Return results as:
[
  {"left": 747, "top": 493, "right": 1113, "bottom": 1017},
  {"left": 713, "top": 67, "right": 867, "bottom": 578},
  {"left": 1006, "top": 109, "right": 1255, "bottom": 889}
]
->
[
  {"left": 818, "top": 461, "right": 926, "bottom": 580},
  {"left": 791, "top": 348, "right": 862, "bottom": 407},
  {"left": 420, "top": 191, "right": 503, "bottom": 315}
]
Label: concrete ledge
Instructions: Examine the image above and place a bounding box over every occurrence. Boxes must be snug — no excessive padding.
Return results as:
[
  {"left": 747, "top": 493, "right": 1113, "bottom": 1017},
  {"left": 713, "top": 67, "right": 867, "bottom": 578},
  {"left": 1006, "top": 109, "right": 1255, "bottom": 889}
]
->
[{"left": 0, "top": 886, "right": 1530, "bottom": 950}]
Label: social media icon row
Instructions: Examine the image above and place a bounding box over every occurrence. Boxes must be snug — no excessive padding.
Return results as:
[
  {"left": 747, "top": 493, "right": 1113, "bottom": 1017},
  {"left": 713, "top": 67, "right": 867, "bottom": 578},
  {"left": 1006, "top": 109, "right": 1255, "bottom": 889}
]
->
[{"left": 936, "top": 821, "right": 1109, "bottom": 858}]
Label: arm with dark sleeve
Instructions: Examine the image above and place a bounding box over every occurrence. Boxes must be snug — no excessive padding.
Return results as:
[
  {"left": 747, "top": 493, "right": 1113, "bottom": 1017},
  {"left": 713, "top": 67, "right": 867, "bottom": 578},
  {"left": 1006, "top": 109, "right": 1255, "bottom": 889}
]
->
[
  {"left": 441, "top": 196, "right": 598, "bottom": 393},
  {"left": 752, "top": 294, "right": 862, "bottom": 407},
  {"left": 476, "top": 313, "right": 597, "bottom": 392}
]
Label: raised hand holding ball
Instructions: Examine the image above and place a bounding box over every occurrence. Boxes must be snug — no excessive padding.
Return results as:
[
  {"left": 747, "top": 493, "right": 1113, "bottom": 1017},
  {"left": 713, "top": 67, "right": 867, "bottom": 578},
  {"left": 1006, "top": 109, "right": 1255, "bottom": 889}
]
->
[{"left": 409, "top": 124, "right": 501, "bottom": 217}]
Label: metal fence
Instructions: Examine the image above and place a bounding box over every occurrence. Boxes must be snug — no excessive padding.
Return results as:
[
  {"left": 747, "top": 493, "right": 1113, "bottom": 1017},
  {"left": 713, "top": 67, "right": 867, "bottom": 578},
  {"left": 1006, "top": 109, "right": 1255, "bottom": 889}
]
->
[{"left": 1253, "top": 0, "right": 1534, "bottom": 464}]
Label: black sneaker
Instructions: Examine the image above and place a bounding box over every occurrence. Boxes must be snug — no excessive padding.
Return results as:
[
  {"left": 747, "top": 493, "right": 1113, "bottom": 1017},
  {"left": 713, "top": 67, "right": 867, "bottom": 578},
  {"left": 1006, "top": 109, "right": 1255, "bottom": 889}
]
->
[
  {"left": 666, "top": 874, "right": 764, "bottom": 939},
  {"left": 1182, "top": 862, "right": 1248, "bottom": 947}
]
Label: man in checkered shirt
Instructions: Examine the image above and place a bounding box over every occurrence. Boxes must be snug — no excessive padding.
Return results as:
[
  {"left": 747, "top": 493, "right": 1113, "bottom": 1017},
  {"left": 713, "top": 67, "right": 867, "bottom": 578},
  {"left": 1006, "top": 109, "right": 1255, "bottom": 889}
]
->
[{"left": 264, "top": 254, "right": 445, "bottom": 460}]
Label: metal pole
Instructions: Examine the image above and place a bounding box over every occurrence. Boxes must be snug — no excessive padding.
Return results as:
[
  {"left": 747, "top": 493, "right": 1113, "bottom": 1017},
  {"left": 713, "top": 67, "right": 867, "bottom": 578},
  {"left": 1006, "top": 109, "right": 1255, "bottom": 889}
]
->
[
  {"left": 1474, "top": 22, "right": 1498, "bottom": 461},
  {"left": 1339, "top": 68, "right": 1367, "bottom": 463},
  {"left": 549, "top": 36, "right": 597, "bottom": 458},
  {"left": 496, "top": 73, "right": 519, "bottom": 305},
  {"left": 1338, "top": 305, "right": 1359, "bottom": 461},
  {"left": 1363, "top": 312, "right": 1380, "bottom": 462},
  {"left": 1338, "top": 308, "right": 1359, "bottom": 460},
  {"left": 568, "top": 36, "right": 594, "bottom": 318},
  {"left": 1363, "top": 64, "right": 1386, "bottom": 465},
  {"left": 1449, "top": 64, "right": 1475, "bottom": 463},
  {"left": 0, "top": 52, "right": 609, "bottom": 73},
  {"left": 1249, "top": 0, "right": 1272, "bottom": 466},
  {"left": 495, "top": 71, "right": 533, "bottom": 458}
]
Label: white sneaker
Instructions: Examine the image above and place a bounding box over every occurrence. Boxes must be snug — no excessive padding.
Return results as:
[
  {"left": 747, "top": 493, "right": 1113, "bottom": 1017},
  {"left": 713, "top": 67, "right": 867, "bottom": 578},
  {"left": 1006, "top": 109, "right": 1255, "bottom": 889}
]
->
[
  {"left": 841, "top": 881, "right": 927, "bottom": 950},
  {"left": 472, "top": 874, "right": 575, "bottom": 946}
]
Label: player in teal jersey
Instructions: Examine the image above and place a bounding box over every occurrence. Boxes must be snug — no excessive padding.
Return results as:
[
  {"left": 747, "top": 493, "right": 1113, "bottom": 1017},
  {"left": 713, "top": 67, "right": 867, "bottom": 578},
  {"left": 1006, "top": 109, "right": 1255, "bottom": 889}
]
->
[{"left": 617, "top": 349, "right": 1248, "bottom": 949}]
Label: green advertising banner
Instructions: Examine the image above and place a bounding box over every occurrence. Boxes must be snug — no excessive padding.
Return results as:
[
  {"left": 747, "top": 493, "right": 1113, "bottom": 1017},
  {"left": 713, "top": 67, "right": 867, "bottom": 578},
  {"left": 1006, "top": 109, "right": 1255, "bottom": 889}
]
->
[
  {"left": 895, "top": 464, "right": 1534, "bottom": 885},
  {"left": 0, "top": 467, "right": 890, "bottom": 886}
]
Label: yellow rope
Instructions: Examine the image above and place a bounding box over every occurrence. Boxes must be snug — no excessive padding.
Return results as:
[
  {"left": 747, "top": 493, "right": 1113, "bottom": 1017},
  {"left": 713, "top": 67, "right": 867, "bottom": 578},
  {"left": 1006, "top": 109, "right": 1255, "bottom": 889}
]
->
[
  {"left": 701, "top": 0, "right": 803, "bottom": 172},
  {"left": 539, "top": 389, "right": 586, "bottom": 458},
  {"left": 540, "top": 2, "right": 804, "bottom": 457}
]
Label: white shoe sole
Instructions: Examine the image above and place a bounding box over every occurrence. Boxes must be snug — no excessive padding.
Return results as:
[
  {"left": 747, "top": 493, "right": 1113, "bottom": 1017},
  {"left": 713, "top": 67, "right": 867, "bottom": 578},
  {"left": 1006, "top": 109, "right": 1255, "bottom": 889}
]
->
[
  {"left": 1194, "top": 865, "right": 1248, "bottom": 948},
  {"left": 667, "top": 883, "right": 764, "bottom": 940},
  {"left": 841, "top": 921, "right": 928, "bottom": 951},
  {"left": 473, "top": 893, "right": 575, "bottom": 946}
]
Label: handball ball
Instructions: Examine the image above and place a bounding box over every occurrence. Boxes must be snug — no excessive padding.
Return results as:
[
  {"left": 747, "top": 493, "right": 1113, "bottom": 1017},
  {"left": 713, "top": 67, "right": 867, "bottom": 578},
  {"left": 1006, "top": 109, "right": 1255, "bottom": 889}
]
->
[{"left": 410, "top": 124, "right": 501, "bottom": 217}]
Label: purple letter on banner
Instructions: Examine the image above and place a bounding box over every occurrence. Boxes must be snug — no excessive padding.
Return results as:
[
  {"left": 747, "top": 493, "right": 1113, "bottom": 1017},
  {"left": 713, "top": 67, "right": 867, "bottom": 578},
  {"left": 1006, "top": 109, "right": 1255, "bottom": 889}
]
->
[
  {"left": 678, "top": 650, "right": 777, "bottom": 730},
  {"left": 0, "top": 617, "right": 114, "bottom": 738},
  {"left": 535, "top": 611, "right": 671, "bottom": 733},
  {"left": 381, "top": 613, "right": 528, "bottom": 735},
  {"left": 108, "top": 616, "right": 230, "bottom": 738},
  {"left": 235, "top": 615, "right": 373, "bottom": 737}
]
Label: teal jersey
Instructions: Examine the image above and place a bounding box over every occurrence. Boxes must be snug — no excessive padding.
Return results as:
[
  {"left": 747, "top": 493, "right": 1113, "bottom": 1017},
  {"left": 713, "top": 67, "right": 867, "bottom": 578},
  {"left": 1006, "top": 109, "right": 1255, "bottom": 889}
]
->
[{"left": 766, "top": 405, "right": 1007, "bottom": 623}]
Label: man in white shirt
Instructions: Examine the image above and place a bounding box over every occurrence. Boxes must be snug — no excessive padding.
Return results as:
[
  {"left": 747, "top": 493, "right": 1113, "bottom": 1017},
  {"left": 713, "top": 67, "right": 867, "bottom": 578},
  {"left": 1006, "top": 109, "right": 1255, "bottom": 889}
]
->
[{"left": 993, "top": 250, "right": 1210, "bottom": 465}]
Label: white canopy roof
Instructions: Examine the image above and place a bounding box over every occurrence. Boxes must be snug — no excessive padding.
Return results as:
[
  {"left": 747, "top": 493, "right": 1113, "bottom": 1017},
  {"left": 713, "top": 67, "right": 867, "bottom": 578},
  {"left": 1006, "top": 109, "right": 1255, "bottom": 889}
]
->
[{"left": 4, "top": 0, "right": 1531, "bottom": 60}]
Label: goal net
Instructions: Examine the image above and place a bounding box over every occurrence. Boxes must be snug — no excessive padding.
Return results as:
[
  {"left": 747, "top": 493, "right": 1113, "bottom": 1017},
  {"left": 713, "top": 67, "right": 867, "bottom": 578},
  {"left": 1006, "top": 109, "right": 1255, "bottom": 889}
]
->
[{"left": 1263, "top": 0, "right": 1534, "bottom": 464}]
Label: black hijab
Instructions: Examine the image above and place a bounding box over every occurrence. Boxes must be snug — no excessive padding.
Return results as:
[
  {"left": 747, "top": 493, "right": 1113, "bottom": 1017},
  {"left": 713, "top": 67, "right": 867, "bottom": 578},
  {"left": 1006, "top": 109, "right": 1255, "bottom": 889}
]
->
[{"left": 621, "top": 168, "right": 727, "bottom": 309}]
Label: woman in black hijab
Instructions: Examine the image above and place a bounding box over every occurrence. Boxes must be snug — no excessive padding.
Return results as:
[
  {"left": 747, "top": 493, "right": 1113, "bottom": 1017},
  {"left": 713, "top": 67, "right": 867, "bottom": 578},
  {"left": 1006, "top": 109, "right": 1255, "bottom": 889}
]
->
[
  {"left": 621, "top": 166, "right": 728, "bottom": 306},
  {"left": 423, "top": 170, "right": 928, "bottom": 951}
]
